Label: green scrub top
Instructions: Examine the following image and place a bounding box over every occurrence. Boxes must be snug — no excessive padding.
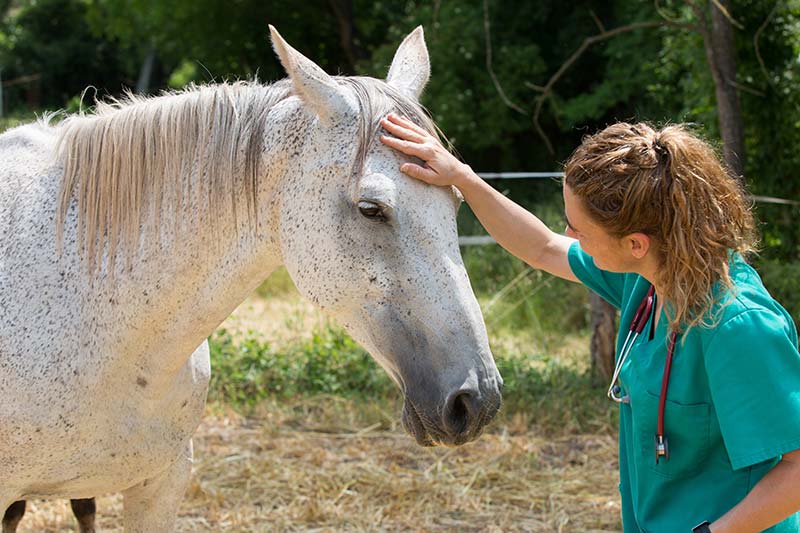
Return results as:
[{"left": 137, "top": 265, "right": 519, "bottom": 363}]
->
[{"left": 568, "top": 241, "right": 800, "bottom": 532}]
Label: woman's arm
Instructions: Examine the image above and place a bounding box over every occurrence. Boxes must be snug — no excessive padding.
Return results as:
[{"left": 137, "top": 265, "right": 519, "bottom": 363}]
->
[
  {"left": 380, "top": 113, "right": 578, "bottom": 282},
  {"left": 709, "top": 448, "right": 800, "bottom": 532}
]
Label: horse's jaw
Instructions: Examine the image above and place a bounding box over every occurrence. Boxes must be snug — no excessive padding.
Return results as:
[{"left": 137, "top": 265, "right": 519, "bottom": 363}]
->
[{"left": 332, "top": 304, "right": 502, "bottom": 448}]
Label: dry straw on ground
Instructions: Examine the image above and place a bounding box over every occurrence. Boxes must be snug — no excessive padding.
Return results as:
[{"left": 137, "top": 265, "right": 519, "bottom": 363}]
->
[{"left": 17, "top": 401, "right": 621, "bottom": 532}]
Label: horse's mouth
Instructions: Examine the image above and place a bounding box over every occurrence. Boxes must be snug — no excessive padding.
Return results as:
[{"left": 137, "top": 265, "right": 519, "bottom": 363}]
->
[
  {"left": 400, "top": 392, "right": 501, "bottom": 448},
  {"left": 401, "top": 399, "right": 436, "bottom": 447}
]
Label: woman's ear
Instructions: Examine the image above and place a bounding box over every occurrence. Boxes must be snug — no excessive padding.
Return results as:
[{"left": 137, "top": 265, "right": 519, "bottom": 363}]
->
[{"left": 626, "top": 232, "right": 652, "bottom": 259}]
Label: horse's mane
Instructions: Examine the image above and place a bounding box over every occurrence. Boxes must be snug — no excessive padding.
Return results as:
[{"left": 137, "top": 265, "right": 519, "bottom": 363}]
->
[{"left": 55, "top": 78, "right": 442, "bottom": 274}]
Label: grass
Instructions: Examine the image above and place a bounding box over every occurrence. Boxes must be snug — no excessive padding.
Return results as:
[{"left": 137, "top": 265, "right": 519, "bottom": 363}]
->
[
  {"left": 0, "top": 113, "right": 30, "bottom": 132},
  {"left": 208, "top": 321, "right": 616, "bottom": 437}
]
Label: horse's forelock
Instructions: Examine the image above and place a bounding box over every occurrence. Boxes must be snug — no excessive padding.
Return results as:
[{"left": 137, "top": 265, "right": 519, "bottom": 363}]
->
[{"left": 340, "top": 76, "right": 460, "bottom": 208}]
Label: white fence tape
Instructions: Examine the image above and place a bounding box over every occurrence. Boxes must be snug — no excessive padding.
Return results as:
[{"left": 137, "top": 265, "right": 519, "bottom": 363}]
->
[
  {"left": 477, "top": 172, "right": 800, "bottom": 206},
  {"left": 458, "top": 172, "right": 799, "bottom": 245}
]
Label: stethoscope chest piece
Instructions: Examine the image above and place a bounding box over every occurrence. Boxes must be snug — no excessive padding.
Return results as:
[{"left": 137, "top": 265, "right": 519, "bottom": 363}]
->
[{"left": 611, "top": 385, "right": 630, "bottom": 404}]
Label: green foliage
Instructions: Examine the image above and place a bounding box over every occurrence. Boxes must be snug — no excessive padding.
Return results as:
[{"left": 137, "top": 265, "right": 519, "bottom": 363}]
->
[
  {"left": 254, "top": 266, "right": 297, "bottom": 298},
  {"left": 497, "top": 353, "right": 616, "bottom": 433},
  {"left": 755, "top": 258, "right": 800, "bottom": 325},
  {"left": 0, "top": 0, "right": 130, "bottom": 110},
  {"left": 208, "top": 326, "right": 392, "bottom": 405},
  {"left": 208, "top": 323, "right": 615, "bottom": 433},
  {"left": 84, "top": 0, "right": 384, "bottom": 89},
  {"left": 0, "top": 109, "right": 31, "bottom": 131},
  {"left": 735, "top": 1, "right": 800, "bottom": 262}
]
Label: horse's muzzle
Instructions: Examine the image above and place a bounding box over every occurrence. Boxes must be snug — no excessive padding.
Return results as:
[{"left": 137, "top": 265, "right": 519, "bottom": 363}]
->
[{"left": 401, "top": 379, "right": 502, "bottom": 447}]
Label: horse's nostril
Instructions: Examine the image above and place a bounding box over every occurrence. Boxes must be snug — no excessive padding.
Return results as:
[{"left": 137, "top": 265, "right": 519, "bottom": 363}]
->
[{"left": 443, "top": 389, "right": 479, "bottom": 437}]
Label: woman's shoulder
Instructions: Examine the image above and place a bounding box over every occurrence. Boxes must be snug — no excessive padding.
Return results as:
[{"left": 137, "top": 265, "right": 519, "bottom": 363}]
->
[{"left": 704, "top": 254, "right": 797, "bottom": 344}]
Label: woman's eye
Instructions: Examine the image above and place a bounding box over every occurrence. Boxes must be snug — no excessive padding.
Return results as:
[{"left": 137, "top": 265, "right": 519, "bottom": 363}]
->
[{"left": 358, "top": 201, "right": 386, "bottom": 220}]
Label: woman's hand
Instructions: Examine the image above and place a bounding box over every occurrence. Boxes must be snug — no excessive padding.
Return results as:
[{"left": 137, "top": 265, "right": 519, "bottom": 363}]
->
[
  {"left": 380, "top": 113, "right": 471, "bottom": 188},
  {"left": 382, "top": 113, "right": 577, "bottom": 282}
]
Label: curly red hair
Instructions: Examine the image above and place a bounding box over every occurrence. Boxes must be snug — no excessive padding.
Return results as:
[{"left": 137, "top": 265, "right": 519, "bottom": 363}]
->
[{"left": 565, "top": 122, "right": 758, "bottom": 333}]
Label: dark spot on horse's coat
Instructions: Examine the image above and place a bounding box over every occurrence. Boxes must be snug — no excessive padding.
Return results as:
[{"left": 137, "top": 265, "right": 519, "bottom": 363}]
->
[
  {"left": 136, "top": 376, "right": 148, "bottom": 388},
  {"left": 181, "top": 400, "right": 188, "bottom": 408}
]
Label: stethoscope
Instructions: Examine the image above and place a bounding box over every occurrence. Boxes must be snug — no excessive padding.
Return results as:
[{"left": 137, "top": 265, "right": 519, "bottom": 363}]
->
[{"left": 607, "top": 284, "right": 678, "bottom": 464}]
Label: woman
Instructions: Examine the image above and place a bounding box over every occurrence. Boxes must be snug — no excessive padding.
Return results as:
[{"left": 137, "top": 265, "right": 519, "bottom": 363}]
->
[{"left": 380, "top": 114, "right": 800, "bottom": 533}]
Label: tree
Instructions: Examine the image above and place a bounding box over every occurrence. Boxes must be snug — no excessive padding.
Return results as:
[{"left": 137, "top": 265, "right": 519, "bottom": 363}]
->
[
  {"left": 688, "top": 0, "right": 746, "bottom": 175},
  {"left": 0, "top": 0, "right": 131, "bottom": 110}
]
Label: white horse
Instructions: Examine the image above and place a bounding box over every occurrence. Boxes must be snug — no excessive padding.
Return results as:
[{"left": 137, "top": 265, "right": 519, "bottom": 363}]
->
[{"left": 0, "top": 27, "right": 502, "bottom": 530}]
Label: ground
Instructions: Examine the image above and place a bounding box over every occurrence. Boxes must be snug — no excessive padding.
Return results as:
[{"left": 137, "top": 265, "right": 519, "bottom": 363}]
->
[{"left": 16, "top": 408, "right": 621, "bottom": 532}]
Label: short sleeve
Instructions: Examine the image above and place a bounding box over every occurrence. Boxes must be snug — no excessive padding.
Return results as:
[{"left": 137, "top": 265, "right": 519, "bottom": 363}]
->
[
  {"left": 704, "top": 309, "right": 800, "bottom": 470},
  {"left": 567, "top": 240, "right": 627, "bottom": 309}
]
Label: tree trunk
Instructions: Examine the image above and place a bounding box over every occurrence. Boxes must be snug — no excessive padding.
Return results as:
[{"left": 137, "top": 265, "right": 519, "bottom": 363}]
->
[
  {"left": 701, "top": 0, "right": 745, "bottom": 176},
  {"left": 327, "top": 0, "right": 364, "bottom": 74},
  {"left": 0, "top": 0, "right": 12, "bottom": 21},
  {"left": 136, "top": 45, "right": 157, "bottom": 95},
  {"left": 590, "top": 293, "right": 617, "bottom": 383}
]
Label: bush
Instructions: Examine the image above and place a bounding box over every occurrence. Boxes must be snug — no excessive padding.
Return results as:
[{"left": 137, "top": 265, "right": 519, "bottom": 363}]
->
[
  {"left": 756, "top": 259, "right": 800, "bottom": 325},
  {"left": 208, "top": 326, "right": 393, "bottom": 405},
  {"left": 208, "top": 324, "right": 616, "bottom": 434}
]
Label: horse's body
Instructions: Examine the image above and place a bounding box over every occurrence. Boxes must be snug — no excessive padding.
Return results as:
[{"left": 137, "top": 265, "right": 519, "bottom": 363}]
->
[
  {"left": 0, "top": 27, "right": 501, "bottom": 530},
  {"left": 0, "top": 118, "right": 211, "bottom": 497}
]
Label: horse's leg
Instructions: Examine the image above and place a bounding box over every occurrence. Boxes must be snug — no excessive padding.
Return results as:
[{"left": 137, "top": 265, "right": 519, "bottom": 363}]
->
[
  {"left": 1, "top": 501, "right": 25, "bottom": 533},
  {"left": 70, "top": 498, "right": 96, "bottom": 533},
  {"left": 121, "top": 440, "right": 193, "bottom": 533}
]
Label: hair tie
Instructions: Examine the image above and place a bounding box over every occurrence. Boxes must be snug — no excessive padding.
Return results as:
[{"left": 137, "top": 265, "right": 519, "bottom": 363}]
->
[{"left": 653, "top": 137, "right": 668, "bottom": 159}]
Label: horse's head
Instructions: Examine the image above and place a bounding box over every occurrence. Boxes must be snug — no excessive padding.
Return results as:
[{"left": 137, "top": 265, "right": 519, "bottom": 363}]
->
[{"left": 268, "top": 26, "right": 502, "bottom": 446}]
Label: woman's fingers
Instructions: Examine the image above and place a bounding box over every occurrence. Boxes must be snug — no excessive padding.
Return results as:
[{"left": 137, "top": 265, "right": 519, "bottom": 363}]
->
[
  {"left": 380, "top": 113, "right": 455, "bottom": 186},
  {"left": 380, "top": 116, "right": 426, "bottom": 143},
  {"left": 400, "top": 162, "right": 439, "bottom": 184},
  {"left": 379, "top": 134, "right": 431, "bottom": 159},
  {"left": 387, "top": 113, "right": 430, "bottom": 137}
]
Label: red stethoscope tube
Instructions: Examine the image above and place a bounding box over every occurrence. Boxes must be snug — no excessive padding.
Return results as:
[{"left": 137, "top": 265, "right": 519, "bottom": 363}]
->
[
  {"left": 656, "top": 330, "right": 678, "bottom": 463},
  {"left": 607, "top": 284, "right": 678, "bottom": 464}
]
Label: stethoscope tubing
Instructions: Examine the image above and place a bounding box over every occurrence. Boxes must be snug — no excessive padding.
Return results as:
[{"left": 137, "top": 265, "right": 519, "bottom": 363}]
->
[
  {"left": 607, "top": 285, "right": 655, "bottom": 402},
  {"left": 607, "top": 284, "right": 677, "bottom": 463}
]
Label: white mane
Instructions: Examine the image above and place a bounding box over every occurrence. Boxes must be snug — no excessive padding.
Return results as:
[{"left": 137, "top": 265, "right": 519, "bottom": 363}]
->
[{"left": 54, "top": 78, "right": 442, "bottom": 273}]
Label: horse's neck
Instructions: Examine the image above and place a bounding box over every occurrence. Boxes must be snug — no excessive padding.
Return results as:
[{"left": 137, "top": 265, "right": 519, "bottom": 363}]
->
[
  {"left": 44, "top": 87, "right": 313, "bottom": 392},
  {"left": 93, "top": 122, "right": 298, "bottom": 385}
]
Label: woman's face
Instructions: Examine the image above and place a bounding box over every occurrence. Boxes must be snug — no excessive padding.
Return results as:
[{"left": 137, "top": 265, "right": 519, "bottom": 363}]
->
[{"left": 563, "top": 184, "right": 630, "bottom": 272}]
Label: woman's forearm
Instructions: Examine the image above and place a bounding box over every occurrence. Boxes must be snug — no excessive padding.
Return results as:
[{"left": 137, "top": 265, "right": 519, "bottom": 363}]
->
[
  {"left": 454, "top": 166, "right": 577, "bottom": 281},
  {"left": 710, "top": 451, "right": 800, "bottom": 533}
]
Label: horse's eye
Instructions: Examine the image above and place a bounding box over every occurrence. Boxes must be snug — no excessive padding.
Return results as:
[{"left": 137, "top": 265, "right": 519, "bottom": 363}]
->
[{"left": 358, "top": 201, "right": 385, "bottom": 221}]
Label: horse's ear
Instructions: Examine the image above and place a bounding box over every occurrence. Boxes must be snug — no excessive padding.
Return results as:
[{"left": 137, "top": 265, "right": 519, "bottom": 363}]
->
[
  {"left": 386, "top": 26, "right": 430, "bottom": 100},
  {"left": 269, "top": 25, "right": 353, "bottom": 124}
]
